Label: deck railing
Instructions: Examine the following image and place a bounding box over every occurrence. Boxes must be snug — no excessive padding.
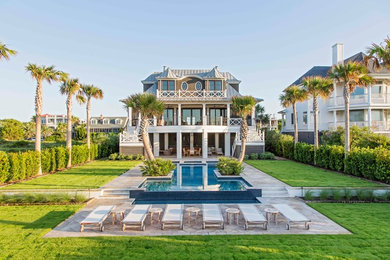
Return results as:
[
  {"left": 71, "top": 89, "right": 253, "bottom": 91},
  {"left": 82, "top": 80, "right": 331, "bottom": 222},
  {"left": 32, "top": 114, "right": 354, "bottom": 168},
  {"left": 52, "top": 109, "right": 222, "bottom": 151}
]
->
[{"left": 157, "top": 90, "right": 227, "bottom": 100}]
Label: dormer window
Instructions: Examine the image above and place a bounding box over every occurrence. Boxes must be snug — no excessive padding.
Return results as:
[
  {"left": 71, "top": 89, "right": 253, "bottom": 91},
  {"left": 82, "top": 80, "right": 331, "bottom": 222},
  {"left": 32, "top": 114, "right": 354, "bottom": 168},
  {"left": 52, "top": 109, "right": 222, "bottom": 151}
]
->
[
  {"left": 181, "top": 82, "right": 188, "bottom": 91},
  {"left": 195, "top": 81, "right": 202, "bottom": 91},
  {"left": 103, "top": 119, "right": 109, "bottom": 125},
  {"left": 209, "top": 80, "right": 222, "bottom": 91},
  {"left": 162, "top": 80, "right": 175, "bottom": 91},
  {"left": 115, "top": 119, "right": 122, "bottom": 125},
  {"left": 91, "top": 119, "right": 97, "bottom": 125}
]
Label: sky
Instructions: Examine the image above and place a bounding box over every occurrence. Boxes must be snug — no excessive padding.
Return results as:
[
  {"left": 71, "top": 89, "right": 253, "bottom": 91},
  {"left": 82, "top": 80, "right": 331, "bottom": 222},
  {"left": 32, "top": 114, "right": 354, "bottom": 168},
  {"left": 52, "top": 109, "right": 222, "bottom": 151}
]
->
[{"left": 1, "top": 0, "right": 390, "bottom": 122}]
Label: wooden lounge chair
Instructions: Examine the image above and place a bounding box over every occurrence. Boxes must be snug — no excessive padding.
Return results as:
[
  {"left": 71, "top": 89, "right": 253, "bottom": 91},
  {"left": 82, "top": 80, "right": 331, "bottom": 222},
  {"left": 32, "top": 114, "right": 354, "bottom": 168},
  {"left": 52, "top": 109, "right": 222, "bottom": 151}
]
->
[
  {"left": 122, "top": 204, "right": 151, "bottom": 231},
  {"left": 80, "top": 205, "right": 115, "bottom": 232},
  {"left": 202, "top": 204, "right": 224, "bottom": 229},
  {"left": 272, "top": 204, "right": 311, "bottom": 230},
  {"left": 161, "top": 204, "right": 183, "bottom": 230},
  {"left": 217, "top": 148, "right": 224, "bottom": 155},
  {"left": 238, "top": 204, "right": 267, "bottom": 230}
]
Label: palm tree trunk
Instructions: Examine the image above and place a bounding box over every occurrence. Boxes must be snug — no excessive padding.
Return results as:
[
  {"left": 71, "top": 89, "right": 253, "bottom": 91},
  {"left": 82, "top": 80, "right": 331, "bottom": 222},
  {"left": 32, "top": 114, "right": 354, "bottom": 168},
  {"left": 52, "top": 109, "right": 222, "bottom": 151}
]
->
[
  {"left": 86, "top": 98, "right": 91, "bottom": 161},
  {"left": 293, "top": 103, "right": 298, "bottom": 147},
  {"left": 313, "top": 96, "right": 318, "bottom": 165},
  {"left": 141, "top": 117, "right": 155, "bottom": 160},
  {"left": 238, "top": 119, "right": 248, "bottom": 163},
  {"left": 343, "top": 85, "right": 350, "bottom": 158},
  {"left": 35, "top": 80, "right": 43, "bottom": 175},
  {"left": 66, "top": 96, "right": 72, "bottom": 168}
]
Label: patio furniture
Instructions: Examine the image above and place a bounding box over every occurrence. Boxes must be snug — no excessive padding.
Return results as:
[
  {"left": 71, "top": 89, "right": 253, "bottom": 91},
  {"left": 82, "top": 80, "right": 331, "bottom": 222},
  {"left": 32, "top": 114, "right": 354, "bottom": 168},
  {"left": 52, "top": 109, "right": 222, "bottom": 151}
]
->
[
  {"left": 161, "top": 204, "right": 183, "bottom": 230},
  {"left": 149, "top": 207, "right": 163, "bottom": 224},
  {"left": 196, "top": 148, "right": 202, "bottom": 156},
  {"left": 182, "top": 148, "right": 189, "bottom": 157},
  {"left": 272, "top": 204, "right": 311, "bottom": 230},
  {"left": 189, "top": 148, "right": 195, "bottom": 156},
  {"left": 202, "top": 204, "right": 224, "bottom": 229},
  {"left": 185, "top": 206, "right": 200, "bottom": 224},
  {"left": 226, "top": 208, "right": 240, "bottom": 225},
  {"left": 208, "top": 147, "right": 212, "bottom": 156},
  {"left": 217, "top": 148, "right": 224, "bottom": 155},
  {"left": 122, "top": 204, "right": 151, "bottom": 231},
  {"left": 112, "top": 210, "right": 125, "bottom": 224},
  {"left": 80, "top": 205, "right": 115, "bottom": 232},
  {"left": 264, "top": 208, "right": 279, "bottom": 224},
  {"left": 163, "top": 149, "right": 171, "bottom": 156},
  {"left": 239, "top": 204, "right": 268, "bottom": 230}
]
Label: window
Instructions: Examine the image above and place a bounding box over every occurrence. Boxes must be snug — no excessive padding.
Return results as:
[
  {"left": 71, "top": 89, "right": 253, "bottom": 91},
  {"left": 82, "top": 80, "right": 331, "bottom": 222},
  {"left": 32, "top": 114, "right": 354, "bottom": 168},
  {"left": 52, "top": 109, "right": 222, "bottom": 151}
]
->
[
  {"left": 182, "top": 108, "right": 202, "bottom": 125},
  {"left": 163, "top": 109, "right": 174, "bottom": 126},
  {"left": 372, "top": 109, "right": 383, "bottom": 121},
  {"left": 91, "top": 119, "right": 97, "bottom": 125},
  {"left": 372, "top": 85, "right": 382, "bottom": 94},
  {"left": 209, "top": 80, "right": 222, "bottom": 91},
  {"left": 350, "top": 110, "right": 364, "bottom": 122},
  {"left": 303, "top": 112, "right": 308, "bottom": 124},
  {"left": 115, "top": 119, "right": 122, "bottom": 125},
  {"left": 162, "top": 80, "right": 175, "bottom": 91},
  {"left": 351, "top": 87, "right": 364, "bottom": 96},
  {"left": 195, "top": 81, "right": 202, "bottom": 91},
  {"left": 103, "top": 119, "right": 109, "bottom": 125},
  {"left": 291, "top": 113, "right": 294, "bottom": 125},
  {"left": 181, "top": 82, "right": 188, "bottom": 91},
  {"left": 209, "top": 108, "right": 227, "bottom": 125}
]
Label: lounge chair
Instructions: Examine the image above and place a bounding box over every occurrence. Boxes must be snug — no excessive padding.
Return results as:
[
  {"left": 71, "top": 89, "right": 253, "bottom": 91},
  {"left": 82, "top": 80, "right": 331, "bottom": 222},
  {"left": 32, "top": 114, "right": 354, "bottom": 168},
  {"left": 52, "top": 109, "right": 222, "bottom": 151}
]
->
[
  {"left": 122, "top": 204, "right": 151, "bottom": 231},
  {"left": 202, "top": 204, "right": 224, "bottom": 229},
  {"left": 161, "top": 204, "right": 183, "bottom": 230},
  {"left": 272, "top": 204, "right": 311, "bottom": 230},
  {"left": 80, "top": 205, "right": 115, "bottom": 232},
  {"left": 217, "top": 148, "right": 224, "bottom": 155},
  {"left": 238, "top": 204, "right": 267, "bottom": 230}
]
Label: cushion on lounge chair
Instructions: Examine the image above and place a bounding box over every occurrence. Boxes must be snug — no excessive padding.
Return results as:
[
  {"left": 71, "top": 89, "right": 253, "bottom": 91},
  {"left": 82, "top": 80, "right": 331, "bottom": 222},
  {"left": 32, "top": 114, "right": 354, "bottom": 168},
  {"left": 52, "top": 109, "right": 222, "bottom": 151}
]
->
[
  {"left": 202, "top": 204, "right": 223, "bottom": 222},
  {"left": 81, "top": 206, "right": 114, "bottom": 224},
  {"left": 239, "top": 204, "right": 266, "bottom": 222},
  {"left": 123, "top": 204, "right": 151, "bottom": 224}
]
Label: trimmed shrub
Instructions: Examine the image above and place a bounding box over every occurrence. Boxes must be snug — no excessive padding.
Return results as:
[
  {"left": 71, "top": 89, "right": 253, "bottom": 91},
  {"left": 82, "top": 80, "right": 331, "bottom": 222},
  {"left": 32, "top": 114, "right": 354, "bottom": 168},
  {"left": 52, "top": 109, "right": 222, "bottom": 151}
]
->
[
  {"left": 249, "top": 153, "right": 259, "bottom": 160},
  {"left": 108, "top": 153, "right": 118, "bottom": 160},
  {"left": 260, "top": 152, "right": 275, "bottom": 160},
  {"left": 294, "top": 142, "right": 314, "bottom": 164},
  {"left": 55, "top": 146, "right": 67, "bottom": 170},
  {"left": 7, "top": 153, "right": 21, "bottom": 182},
  {"left": 276, "top": 134, "right": 294, "bottom": 159},
  {"left": 328, "top": 145, "right": 344, "bottom": 172},
  {"left": 374, "top": 148, "right": 390, "bottom": 183},
  {"left": 304, "top": 190, "right": 313, "bottom": 200},
  {"left": 71, "top": 145, "right": 89, "bottom": 165},
  {"left": 140, "top": 159, "right": 176, "bottom": 176},
  {"left": 0, "top": 192, "right": 87, "bottom": 204},
  {"left": 41, "top": 148, "right": 52, "bottom": 173},
  {"left": 216, "top": 157, "right": 244, "bottom": 175},
  {"left": 49, "top": 148, "right": 57, "bottom": 172},
  {"left": 0, "top": 152, "right": 10, "bottom": 183}
]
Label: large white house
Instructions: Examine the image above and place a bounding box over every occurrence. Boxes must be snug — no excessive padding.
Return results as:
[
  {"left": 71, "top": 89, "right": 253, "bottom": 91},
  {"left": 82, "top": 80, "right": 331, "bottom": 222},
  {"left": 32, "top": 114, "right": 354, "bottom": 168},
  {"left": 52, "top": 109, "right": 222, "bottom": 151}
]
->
[
  {"left": 280, "top": 44, "right": 390, "bottom": 142},
  {"left": 119, "top": 66, "right": 264, "bottom": 158}
]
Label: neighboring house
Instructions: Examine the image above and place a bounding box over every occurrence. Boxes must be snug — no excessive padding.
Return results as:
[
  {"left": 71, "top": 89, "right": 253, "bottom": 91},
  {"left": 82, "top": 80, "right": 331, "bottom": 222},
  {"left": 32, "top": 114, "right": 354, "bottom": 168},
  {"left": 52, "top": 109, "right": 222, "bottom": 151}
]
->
[
  {"left": 90, "top": 115, "right": 127, "bottom": 133},
  {"left": 41, "top": 114, "right": 67, "bottom": 129},
  {"left": 119, "top": 66, "right": 264, "bottom": 158},
  {"left": 280, "top": 43, "right": 390, "bottom": 142}
]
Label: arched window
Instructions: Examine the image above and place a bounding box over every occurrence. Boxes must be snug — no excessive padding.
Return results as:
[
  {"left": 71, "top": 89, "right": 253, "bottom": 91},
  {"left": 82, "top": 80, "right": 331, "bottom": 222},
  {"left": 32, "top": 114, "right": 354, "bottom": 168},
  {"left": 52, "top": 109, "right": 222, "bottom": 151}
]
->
[
  {"left": 115, "top": 119, "right": 122, "bottom": 125},
  {"left": 91, "top": 119, "right": 97, "bottom": 125},
  {"left": 195, "top": 81, "right": 202, "bottom": 91},
  {"left": 181, "top": 82, "right": 188, "bottom": 91},
  {"left": 103, "top": 119, "right": 109, "bottom": 125}
]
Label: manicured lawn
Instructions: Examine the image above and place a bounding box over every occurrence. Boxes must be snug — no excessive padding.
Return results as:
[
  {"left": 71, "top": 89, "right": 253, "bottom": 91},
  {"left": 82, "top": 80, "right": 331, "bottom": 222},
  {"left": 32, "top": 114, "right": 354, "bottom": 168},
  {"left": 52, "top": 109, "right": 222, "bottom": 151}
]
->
[
  {"left": 1, "top": 160, "right": 140, "bottom": 190},
  {"left": 246, "top": 160, "right": 385, "bottom": 187},
  {"left": 0, "top": 203, "right": 389, "bottom": 259},
  {"left": 0, "top": 140, "right": 84, "bottom": 152}
]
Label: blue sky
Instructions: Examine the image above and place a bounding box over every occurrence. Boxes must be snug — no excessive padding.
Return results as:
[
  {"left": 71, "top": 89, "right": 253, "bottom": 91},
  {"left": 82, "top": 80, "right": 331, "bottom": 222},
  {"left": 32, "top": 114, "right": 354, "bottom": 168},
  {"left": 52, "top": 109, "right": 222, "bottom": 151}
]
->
[{"left": 1, "top": 0, "right": 390, "bottom": 121}]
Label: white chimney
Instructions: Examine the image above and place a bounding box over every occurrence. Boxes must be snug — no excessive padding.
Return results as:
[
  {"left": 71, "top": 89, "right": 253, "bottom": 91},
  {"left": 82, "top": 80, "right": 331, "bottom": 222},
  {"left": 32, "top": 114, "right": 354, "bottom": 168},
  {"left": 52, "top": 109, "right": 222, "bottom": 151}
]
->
[
  {"left": 332, "top": 43, "right": 344, "bottom": 65},
  {"left": 163, "top": 65, "right": 167, "bottom": 71}
]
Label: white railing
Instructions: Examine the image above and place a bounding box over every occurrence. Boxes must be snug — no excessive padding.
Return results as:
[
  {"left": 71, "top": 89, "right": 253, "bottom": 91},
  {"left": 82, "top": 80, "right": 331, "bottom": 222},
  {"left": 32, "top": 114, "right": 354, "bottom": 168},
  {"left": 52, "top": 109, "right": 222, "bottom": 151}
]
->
[
  {"left": 119, "top": 132, "right": 140, "bottom": 144},
  {"left": 157, "top": 90, "right": 227, "bottom": 100},
  {"left": 329, "top": 94, "right": 390, "bottom": 106},
  {"left": 371, "top": 121, "right": 390, "bottom": 131},
  {"left": 229, "top": 118, "right": 242, "bottom": 126},
  {"left": 371, "top": 94, "right": 390, "bottom": 104}
]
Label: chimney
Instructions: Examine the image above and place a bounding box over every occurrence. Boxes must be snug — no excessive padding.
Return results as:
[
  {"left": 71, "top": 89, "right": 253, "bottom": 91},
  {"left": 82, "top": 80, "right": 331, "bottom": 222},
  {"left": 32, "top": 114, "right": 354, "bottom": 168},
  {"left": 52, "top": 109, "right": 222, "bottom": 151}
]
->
[
  {"left": 163, "top": 65, "right": 166, "bottom": 71},
  {"left": 332, "top": 43, "right": 344, "bottom": 65}
]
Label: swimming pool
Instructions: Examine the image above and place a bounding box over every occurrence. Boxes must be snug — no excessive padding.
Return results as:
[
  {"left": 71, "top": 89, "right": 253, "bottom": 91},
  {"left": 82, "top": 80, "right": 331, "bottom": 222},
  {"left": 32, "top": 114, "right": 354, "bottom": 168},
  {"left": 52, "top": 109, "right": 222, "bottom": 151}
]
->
[{"left": 139, "top": 163, "right": 251, "bottom": 192}]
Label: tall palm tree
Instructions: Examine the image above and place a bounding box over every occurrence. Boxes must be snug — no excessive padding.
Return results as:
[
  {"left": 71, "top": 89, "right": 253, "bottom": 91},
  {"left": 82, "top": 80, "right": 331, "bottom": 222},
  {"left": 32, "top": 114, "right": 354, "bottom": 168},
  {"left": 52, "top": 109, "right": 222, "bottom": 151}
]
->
[
  {"left": 328, "top": 62, "right": 373, "bottom": 156},
  {"left": 255, "top": 104, "right": 270, "bottom": 129},
  {"left": 60, "top": 77, "right": 84, "bottom": 168},
  {"left": 280, "top": 85, "right": 308, "bottom": 147},
  {"left": 365, "top": 37, "right": 390, "bottom": 71},
  {"left": 121, "top": 93, "right": 164, "bottom": 160},
  {"left": 26, "top": 64, "right": 60, "bottom": 175},
  {"left": 232, "top": 96, "right": 256, "bottom": 163},
  {"left": 81, "top": 85, "right": 103, "bottom": 160},
  {"left": 0, "top": 41, "right": 17, "bottom": 61},
  {"left": 302, "top": 76, "right": 334, "bottom": 159}
]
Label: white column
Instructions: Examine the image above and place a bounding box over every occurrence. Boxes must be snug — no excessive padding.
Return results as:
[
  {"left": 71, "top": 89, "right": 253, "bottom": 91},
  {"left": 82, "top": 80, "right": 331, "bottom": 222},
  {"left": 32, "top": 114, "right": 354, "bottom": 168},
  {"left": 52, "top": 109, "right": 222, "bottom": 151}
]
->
[
  {"left": 153, "top": 133, "right": 159, "bottom": 157},
  {"left": 251, "top": 107, "right": 256, "bottom": 126},
  {"left": 173, "top": 107, "right": 176, "bottom": 125},
  {"left": 138, "top": 112, "right": 141, "bottom": 128},
  {"left": 227, "top": 104, "right": 230, "bottom": 125},
  {"left": 333, "top": 83, "right": 337, "bottom": 106},
  {"left": 202, "top": 165, "right": 208, "bottom": 190},
  {"left": 190, "top": 133, "right": 194, "bottom": 151},
  {"left": 177, "top": 131, "right": 182, "bottom": 159},
  {"left": 225, "top": 132, "right": 231, "bottom": 157},
  {"left": 177, "top": 165, "right": 182, "bottom": 188},
  {"left": 368, "top": 85, "right": 372, "bottom": 105},
  {"left": 128, "top": 107, "right": 132, "bottom": 127},
  {"left": 153, "top": 115, "right": 157, "bottom": 126},
  {"left": 333, "top": 110, "right": 337, "bottom": 129},
  {"left": 215, "top": 133, "right": 219, "bottom": 149},
  {"left": 202, "top": 129, "right": 208, "bottom": 159},
  {"left": 368, "top": 108, "right": 372, "bottom": 128},
  {"left": 178, "top": 104, "right": 181, "bottom": 126},
  {"left": 164, "top": 133, "right": 169, "bottom": 150},
  {"left": 202, "top": 103, "right": 206, "bottom": 125}
]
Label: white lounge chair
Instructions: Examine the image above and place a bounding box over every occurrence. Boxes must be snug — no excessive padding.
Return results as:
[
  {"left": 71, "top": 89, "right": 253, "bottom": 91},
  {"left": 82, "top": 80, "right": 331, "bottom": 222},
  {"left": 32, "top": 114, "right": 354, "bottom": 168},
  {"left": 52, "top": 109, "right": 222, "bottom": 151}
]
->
[
  {"left": 202, "top": 204, "right": 224, "bottom": 229},
  {"left": 239, "top": 204, "right": 267, "bottom": 230},
  {"left": 80, "top": 205, "right": 114, "bottom": 232},
  {"left": 122, "top": 204, "right": 151, "bottom": 231},
  {"left": 273, "top": 204, "right": 311, "bottom": 230},
  {"left": 217, "top": 148, "right": 224, "bottom": 155},
  {"left": 161, "top": 204, "right": 183, "bottom": 230}
]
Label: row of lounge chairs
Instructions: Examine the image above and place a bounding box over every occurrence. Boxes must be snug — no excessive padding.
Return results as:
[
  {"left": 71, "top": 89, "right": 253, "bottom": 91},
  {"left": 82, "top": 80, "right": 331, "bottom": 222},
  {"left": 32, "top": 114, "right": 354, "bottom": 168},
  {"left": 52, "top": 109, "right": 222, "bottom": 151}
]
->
[{"left": 80, "top": 204, "right": 310, "bottom": 232}]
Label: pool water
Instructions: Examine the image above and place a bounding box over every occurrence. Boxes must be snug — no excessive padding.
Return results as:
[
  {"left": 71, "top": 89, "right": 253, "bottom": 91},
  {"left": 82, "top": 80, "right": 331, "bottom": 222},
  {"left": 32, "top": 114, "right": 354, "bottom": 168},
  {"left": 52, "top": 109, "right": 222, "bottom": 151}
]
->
[{"left": 139, "top": 163, "right": 251, "bottom": 191}]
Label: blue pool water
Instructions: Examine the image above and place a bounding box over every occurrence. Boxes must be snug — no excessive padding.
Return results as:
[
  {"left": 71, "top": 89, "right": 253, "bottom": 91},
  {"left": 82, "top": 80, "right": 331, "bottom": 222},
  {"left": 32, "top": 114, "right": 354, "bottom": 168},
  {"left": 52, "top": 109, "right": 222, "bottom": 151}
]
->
[{"left": 139, "top": 163, "right": 251, "bottom": 191}]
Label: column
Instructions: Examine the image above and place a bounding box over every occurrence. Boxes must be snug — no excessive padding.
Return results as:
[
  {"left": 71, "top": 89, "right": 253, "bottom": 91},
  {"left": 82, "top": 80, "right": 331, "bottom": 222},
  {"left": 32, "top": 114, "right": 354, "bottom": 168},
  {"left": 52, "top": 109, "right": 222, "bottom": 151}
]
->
[
  {"left": 164, "top": 133, "right": 169, "bottom": 150},
  {"left": 251, "top": 107, "right": 256, "bottom": 126},
  {"left": 128, "top": 107, "right": 132, "bottom": 127},
  {"left": 173, "top": 107, "right": 176, "bottom": 125},
  {"left": 202, "top": 103, "right": 206, "bottom": 125},
  {"left": 227, "top": 104, "right": 230, "bottom": 125},
  {"left": 202, "top": 165, "right": 208, "bottom": 190},
  {"left": 178, "top": 104, "right": 181, "bottom": 126},
  {"left": 177, "top": 131, "right": 182, "bottom": 159},
  {"left": 368, "top": 108, "right": 372, "bottom": 128},
  {"left": 190, "top": 133, "right": 194, "bottom": 151},
  {"left": 202, "top": 129, "right": 208, "bottom": 159},
  {"left": 368, "top": 85, "right": 372, "bottom": 105},
  {"left": 153, "top": 133, "right": 159, "bottom": 157},
  {"left": 215, "top": 133, "right": 219, "bottom": 149},
  {"left": 138, "top": 112, "right": 141, "bottom": 128},
  {"left": 153, "top": 115, "right": 157, "bottom": 126},
  {"left": 224, "top": 132, "right": 231, "bottom": 157},
  {"left": 333, "top": 83, "right": 337, "bottom": 106},
  {"left": 333, "top": 110, "right": 337, "bottom": 129},
  {"left": 177, "top": 165, "right": 182, "bottom": 188}
]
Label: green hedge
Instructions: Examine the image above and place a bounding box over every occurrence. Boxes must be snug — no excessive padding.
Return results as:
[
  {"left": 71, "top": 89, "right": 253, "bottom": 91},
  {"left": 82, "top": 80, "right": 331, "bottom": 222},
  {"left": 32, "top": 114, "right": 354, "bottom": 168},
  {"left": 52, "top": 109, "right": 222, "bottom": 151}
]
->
[
  {"left": 294, "top": 142, "right": 314, "bottom": 164},
  {"left": 0, "top": 138, "right": 118, "bottom": 184}
]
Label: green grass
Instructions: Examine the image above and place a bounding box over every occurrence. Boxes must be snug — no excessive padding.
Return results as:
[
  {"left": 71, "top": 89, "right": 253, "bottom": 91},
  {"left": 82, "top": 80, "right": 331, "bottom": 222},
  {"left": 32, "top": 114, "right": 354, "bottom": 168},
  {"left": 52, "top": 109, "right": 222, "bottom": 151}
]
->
[
  {"left": 246, "top": 160, "right": 385, "bottom": 187},
  {"left": 1, "top": 160, "right": 140, "bottom": 190},
  {"left": 0, "top": 203, "right": 389, "bottom": 259}
]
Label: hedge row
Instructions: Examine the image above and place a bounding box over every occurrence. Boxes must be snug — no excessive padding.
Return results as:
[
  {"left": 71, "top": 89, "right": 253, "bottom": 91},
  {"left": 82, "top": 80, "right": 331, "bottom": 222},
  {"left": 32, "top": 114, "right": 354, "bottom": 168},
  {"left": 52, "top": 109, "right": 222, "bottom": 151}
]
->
[
  {"left": 0, "top": 139, "right": 118, "bottom": 184},
  {"left": 267, "top": 130, "right": 390, "bottom": 184}
]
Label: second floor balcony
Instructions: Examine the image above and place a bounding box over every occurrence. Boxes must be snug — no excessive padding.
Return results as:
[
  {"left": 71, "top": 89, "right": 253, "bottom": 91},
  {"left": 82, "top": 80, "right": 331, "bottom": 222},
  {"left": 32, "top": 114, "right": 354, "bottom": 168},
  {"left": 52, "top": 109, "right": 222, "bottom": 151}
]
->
[
  {"left": 157, "top": 89, "right": 228, "bottom": 101},
  {"left": 328, "top": 93, "right": 390, "bottom": 107}
]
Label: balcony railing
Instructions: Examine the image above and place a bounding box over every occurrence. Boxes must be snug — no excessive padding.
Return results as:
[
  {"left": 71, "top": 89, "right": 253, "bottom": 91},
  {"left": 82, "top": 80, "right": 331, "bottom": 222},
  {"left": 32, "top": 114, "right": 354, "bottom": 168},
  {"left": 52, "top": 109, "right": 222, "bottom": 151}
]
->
[
  {"left": 157, "top": 90, "right": 227, "bottom": 100},
  {"left": 328, "top": 94, "right": 390, "bottom": 107},
  {"left": 328, "top": 121, "right": 390, "bottom": 131}
]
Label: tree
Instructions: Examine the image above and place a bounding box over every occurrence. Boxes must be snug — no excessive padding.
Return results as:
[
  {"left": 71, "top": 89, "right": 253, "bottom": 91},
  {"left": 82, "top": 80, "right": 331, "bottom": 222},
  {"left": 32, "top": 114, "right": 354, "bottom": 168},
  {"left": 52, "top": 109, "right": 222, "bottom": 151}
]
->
[
  {"left": 54, "top": 123, "right": 66, "bottom": 142},
  {"left": 41, "top": 125, "right": 54, "bottom": 139},
  {"left": 60, "top": 77, "right": 84, "bottom": 168},
  {"left": 80, "top": 85, "right": 103, "bottom": 160},
  {"left": 280, "top": 85, "right": 308, "bottom": 147},
  {"left": 302, "top": 76, "right": 334, "bottom": 162},
  {"left": 74, "top": 123, "right": 87, "bottom": 141},
  {"left": 23, "top": 121, "right": 35, "bottom": 139},
  {"left": 121, "top": 93, "right": 164, "bottom": 160},
  {"left": 25, "top": 64, "right": 60, "bottom": 174},
  {"left": 328, "top": 62, "right": 373, "bottom": 157},
  {"left": 231, "top": 96, "right": 256, "bottom": 163},
  {"left": 365, "top": 37, "right": 390, "bottom": 71},
  {"left": 0, "top": 41, "right": 17, "bottom": 61},
  {"left": 0, "top": 119, "right": 24, "bottom": 140},
  {"left": 255, "top": 104, "right": 270, "bottom": 129}
]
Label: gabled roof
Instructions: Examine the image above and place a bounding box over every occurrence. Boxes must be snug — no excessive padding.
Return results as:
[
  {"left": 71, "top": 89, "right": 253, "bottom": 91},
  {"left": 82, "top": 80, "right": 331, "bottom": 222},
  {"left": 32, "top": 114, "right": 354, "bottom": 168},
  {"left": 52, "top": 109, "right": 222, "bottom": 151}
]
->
[
  {"left": 156, "top": 67, "right": 178, "bottom": 79},
  {"left": 291, "top": 66, "right": 331, "bottom": 85},
  {"left": 204, "top": 66, "right": 225, "bottom": 78}
]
